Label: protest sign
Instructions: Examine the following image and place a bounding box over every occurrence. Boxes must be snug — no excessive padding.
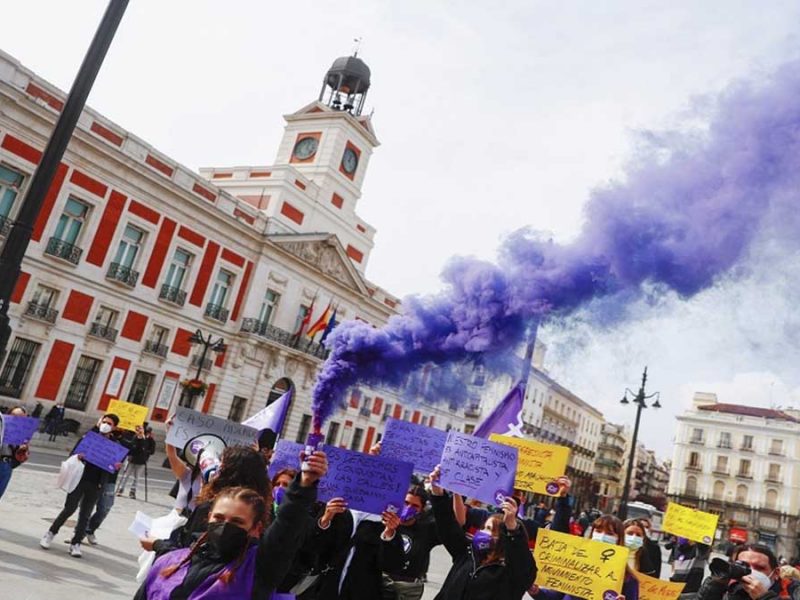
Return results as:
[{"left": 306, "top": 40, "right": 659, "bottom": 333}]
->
[
  {"left": 317, "top": 445, "right": 414, "bottom": 515},
  {"left": 108, "top": 399, "right": 149, "bottom": 431},
  {"left": 268, "top": 440, "right": 304, "bottom": 478},
  {"left": 73, "top": 431, "right": 129, "bottom": 474},
  {"left": 534, "top": 528, "right": 629, "bottom": 600},
  {"left": 635, "top": 571, "right": 686, "bottom": 600},
  {"left": 490, "top": 434, "right": 570, "bottom": 495},
  {"left": 128, "top": 511, "right": 153, "bottom": 538},
  {"left": 438, "top": 431, "right": 518, "bottom": 506},
  {"left": 381, "top": 418, "right": 448, "bottom": 474},
  {"left": 165, "top": 407, "right": 258, "bottom": 450},
  {"left": 662, "top": 502, "right": 718, "bottom": 544},
  {"left": 1, "top": 415, "right": 39, "bottom": 445}
]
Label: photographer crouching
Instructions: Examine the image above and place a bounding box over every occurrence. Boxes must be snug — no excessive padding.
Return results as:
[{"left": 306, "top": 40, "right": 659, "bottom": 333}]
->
[{"left": 697, "top": 544, "right": 798, "bottom": 600}]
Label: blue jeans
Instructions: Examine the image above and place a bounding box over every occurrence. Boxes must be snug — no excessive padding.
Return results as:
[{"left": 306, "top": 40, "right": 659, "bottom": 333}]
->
[
  {"left": 0, "top": 461, "right": 12, "bottom": 500},
  {"left": 86, "top": 482, "right": 116, "bottom": 534}
]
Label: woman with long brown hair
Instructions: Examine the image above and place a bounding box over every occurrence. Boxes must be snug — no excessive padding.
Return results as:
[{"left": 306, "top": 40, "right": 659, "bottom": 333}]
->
[{"left": 134, "top": 449, "right": 327, "bottom": 599}]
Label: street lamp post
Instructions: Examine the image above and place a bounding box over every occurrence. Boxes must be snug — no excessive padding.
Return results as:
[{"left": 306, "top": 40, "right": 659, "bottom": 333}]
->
[
  {"left": 179, "top": 329, "right": 226, "bottom": 408},
  {"left": 618, "top": 366, "right": 660, "bottom": 520},
  {"left": 0, "top": 0, "right": 129, "bottom": 363}
]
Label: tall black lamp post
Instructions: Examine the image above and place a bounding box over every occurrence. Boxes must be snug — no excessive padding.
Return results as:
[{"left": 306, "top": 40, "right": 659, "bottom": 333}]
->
[
  {"left": 0, "top": 0, "right": 129, "bottom": 363},
  {"left": 179, "top": 329, "right": 226, "bottom": 408},
  {"left": 618, "top": 367, "right": 660, "bottom": 520}
]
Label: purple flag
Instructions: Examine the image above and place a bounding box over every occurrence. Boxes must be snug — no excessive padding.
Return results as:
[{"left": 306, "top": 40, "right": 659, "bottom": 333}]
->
[
  {"left": 473, "top": 382, "right": 526, "bottom": 439},
  {"left": 243, "top": 388, "right": 292, "bottom": 433}
]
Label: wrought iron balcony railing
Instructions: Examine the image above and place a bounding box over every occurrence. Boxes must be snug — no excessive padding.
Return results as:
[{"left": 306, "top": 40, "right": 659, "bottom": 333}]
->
[
  {"left": 45, "top": 237, "right": 82, "bottom": 265},
  {"left": 143, "top": 340, "right": 169, "bottom": 358},
  {"left": 25, "top": 301, "right": 58, "bottom": 323},
  {"left": 204, "top": 303, "right": 229, "bottom": 323},
  {"left": 89, "top": 321, "right": 118, "bottom": 342},
  {"left": 106, "top": 262, "right": 139, "bottom": 287},
  {"left": 159, "top": 284, "right": 187, "bottom": 306},
  {"left": 240, "top": 318, "right": 330, "bottom": 360}
]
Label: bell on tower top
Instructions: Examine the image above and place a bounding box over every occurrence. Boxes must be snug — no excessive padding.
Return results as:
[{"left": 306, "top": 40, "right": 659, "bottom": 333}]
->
[{"left": 319, "top": 54, "right": 371, "bottom": 116}]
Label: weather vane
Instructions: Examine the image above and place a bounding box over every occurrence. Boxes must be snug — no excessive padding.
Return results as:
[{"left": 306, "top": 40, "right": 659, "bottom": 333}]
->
[{"left": 353, "top": 37, "right": 363, "bottom": 57}]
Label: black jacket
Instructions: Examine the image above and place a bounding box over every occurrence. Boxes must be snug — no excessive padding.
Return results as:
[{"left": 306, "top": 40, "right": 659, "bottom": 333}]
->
[
  {"left": 432, "top": 494, "right": 535, "bottom": 600},
  {"left": 641, "top": 536, "right": 662, "bottom": 578},
  {"left": 302, "top": 507, "right": 355, "bottom": 600},
  {"left": 337, "top": 515, "right": 406, "bottom": 600},
  {"left": 696, "top": 576, "right": 800, "bottom": 600},
  {"left": 135, "top": 475, "right": 317, "bottom": 600}
]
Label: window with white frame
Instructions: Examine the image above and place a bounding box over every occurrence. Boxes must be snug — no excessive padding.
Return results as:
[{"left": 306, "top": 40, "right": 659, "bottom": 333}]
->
[
  {"left": 164, "top": 248, "right": 192, "bottom": 290},
  {"left": 208, "top": 270, "right": 233, "bottom": 307},
  {"left": 53, "top": 197, "right": 89, "bottom": 245},
  {"left": 94, "top": 306, "right": 119, "bottom": 328},
  {"left": 127, "top": 370, "right": 156, "bottom": 406},
  {"left": 0, "top": 164, "right": 24, "bottom": 221},
  {"left": 258, "top": 289, "right": 280, "bottom": 325},
  {"left": 112, "top": 224, "right": 144, "bottom": 268},
  {"left": 31, "top": 285, "right": 58, "bottom": 309}
]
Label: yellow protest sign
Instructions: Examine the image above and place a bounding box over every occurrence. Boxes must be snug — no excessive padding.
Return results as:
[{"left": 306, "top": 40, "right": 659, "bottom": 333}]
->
[
  {"left": 534, "top": 528, "right": 629, "bottom": 600},
  {"left": 662, "top": 502, "right": 718, "bottom": 544},
  {"left": 490, "top": 434, "right": 570, "bottom": 495},
  {"left": 635, "top": 571, "right": 685, "bottom": 600},
  {"left": 108, "top": 399, "right": 148, "bottom": 431}
]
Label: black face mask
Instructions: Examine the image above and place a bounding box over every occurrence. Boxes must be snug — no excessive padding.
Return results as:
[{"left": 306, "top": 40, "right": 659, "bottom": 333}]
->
[{"left": 207, "top": 521, "right": 249, "bottom": 560}]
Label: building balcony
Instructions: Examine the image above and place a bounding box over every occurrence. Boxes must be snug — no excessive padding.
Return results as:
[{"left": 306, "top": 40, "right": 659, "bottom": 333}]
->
[
  {"left": 358, "top": 407, "right": 371, "bottom": 417},
  {"left": 0, "top": 214, "right": 12, "bottom": 238},
  {"left": 88, "top": 321, "right": 118, "bottom": 342},
  {"left": 204, "top": 303, "right": 229, "bottom": 323},
  {"left": 712, "top": 468, "right": 730, "bottom": 476},
  {"left": 689, "top": 438, "right": 705, "bottom": 446},
  {"left": 765, "top": 475, "right": 782, "bottom": 484},
  {"left": 768, "top": 450, "right": 784, "bottom": 457},
  {"left": 190, "top": 355, "right": 213, "bottom": 371},
  {"left": 45, "top": 237, "right": 82, "bottom": 265},
  {"left": 239, "top": 317, "right": 330, "bottom": 360},
  {"left": 464, "top": 404, "right": 482, "bottom": 418},
  {"left": 106, "top": 262, "right": 139, "bottom": 287},
  {"left": 159, "top": 284, "right": 187, "bottom": 307},
  {"left": 717, "top": 442, "right": 732, "bottom": 449},
  {"left": 685, "top": 464, "right": 702, "bottom": 472},
  {"left": 24, "top": 301, "right": 58, "bottom": 324},
  {"left": 740, "top": 445, "right": 754, "bottom": 452},
  {"left": 736, "top": 472, "right": 753, "bottom": 480},
  {"left": 143, "top": 340, "right": 169, "bottom": 358}
]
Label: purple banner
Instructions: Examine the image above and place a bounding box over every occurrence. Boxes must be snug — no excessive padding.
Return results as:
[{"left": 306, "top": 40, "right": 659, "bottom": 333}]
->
[
  {"left": 73, "top": 431, "right": 129, "bottom": 474},
  {"left": 439, "top": 431, "right": 518, "bottom": 506},
  {"left": 268, "top": 440, "right": 304, "bottom": 478},
  {"left": 2, "top": 415, "right": 39, "bottom": 446},
  {"left": 318, "top": 445, "right": 414, "bottom": 515},
  {"left": 381, "top": 418, "right": 447, "bottom": 475}
]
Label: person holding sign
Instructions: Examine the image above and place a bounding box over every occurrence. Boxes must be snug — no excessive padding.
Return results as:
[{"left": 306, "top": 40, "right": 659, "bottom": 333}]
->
[
  {"left": 0, "top": 406, "right": 31, "bottom": 501},
  {"left": 428, "top": 464, "right": 535, "bottom": 600},
  {"left": 623, "top": 519, "right": 660, "bottom": 577},
  {"left": 40, "top": 413, "right": 124, "bottom": 558},
  {"left": 134, "top": 450, "right": 328, "bottom": 600},
  {"left": 696, "top": 543, "right": 793, "bottom": 600}
]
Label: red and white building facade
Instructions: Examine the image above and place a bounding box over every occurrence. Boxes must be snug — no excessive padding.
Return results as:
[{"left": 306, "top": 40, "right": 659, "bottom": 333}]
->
[{"left": 0, "top": 49, "right": 465, "bottom": 448}]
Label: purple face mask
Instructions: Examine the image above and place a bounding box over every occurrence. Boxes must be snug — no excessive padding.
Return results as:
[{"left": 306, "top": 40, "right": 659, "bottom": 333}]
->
[
  {"left": 471, "top": 530, "right": 494, "bottom": 557},
  {"left": 399, "top": 505, "right": 419, "bottom": 523},
  {"left": 272, "top": 486, "right": 286, "bottom": 506}
]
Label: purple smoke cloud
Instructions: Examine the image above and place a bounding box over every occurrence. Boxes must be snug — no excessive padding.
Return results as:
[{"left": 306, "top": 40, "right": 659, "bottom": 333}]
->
[{"left": 311, "top": 60, "right": 800, "bottom": 429}]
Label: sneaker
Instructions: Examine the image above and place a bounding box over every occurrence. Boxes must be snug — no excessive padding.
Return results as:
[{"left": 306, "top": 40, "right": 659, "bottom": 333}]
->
[
  {"left": 69, "top": 543, "right": 82, "bottom": 558},
  {"left": 86, "top": 533, "right": 98, "bottom": 546},
  {"left": 129, "top": 491, "right": 136, "bottom": 500},
  {"left": 39, "top": 531, "right": 54, "bottom": 549}
]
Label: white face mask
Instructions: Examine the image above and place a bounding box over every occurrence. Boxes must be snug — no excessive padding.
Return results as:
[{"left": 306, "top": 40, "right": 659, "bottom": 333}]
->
[
  {"left": 749, "top": 570, "right": 773, "bottom": 590},
  {"left": 592, "top": 532, "right": 618, "bottom": 545},
  {"left": 625, "top": 534, "right": 644, "bottom": 550},
  {"left": 99, "top": 423, "right": 113, "bottom": 434}
]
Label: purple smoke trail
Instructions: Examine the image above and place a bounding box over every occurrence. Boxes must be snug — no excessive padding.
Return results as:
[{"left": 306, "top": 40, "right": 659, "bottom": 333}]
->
[{"left": 311, "top": 60, "right": 800, "bottom": 429}]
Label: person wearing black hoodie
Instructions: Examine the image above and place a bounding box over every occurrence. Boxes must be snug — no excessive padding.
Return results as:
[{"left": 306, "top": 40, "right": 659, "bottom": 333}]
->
[{"left": 428, "top": 465, "right": 536, "bottom": 600}]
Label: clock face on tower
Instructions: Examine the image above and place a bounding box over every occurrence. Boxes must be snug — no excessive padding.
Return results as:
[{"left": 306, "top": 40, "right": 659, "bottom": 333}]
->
[
  {"left": 341, "top": 147, "right": 359, "bottom": 174},
  {"left": 293, "top": 136, "right": 319, "bottom": 160}
]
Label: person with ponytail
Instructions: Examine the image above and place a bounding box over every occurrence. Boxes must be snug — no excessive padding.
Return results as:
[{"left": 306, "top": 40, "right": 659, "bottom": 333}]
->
[
  {"left": 428, "top": 464, "right": 536, "bottom": 600},
  {"left": 623, "top": 518, "right": 659, "bottom": 577},
  {"left": 134, "top": 449, "right": 327, "bottom": 600}
]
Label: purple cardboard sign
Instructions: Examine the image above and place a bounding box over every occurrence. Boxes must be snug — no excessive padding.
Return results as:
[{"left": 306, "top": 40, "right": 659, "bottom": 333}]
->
[
  {"left": 2, "top": 415, "right": 39, "bottom": 445},
  {"left": 381, "top": 418, "right": 448, "bottom": 475},
  {"left": 317, "top": 445, "right": 414, "bottom": 515},
  {"left": 73, "top": 431, "right": 129, "bottom": 474},
  {"left": 439, "top": 431, "right": 518, "bottom": 506},
  {"left": 268, "top": 440, "right": 304, "bottom": 478}
]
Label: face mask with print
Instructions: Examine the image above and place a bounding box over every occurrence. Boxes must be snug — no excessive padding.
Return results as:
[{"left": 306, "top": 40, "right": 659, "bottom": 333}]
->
[
  {"left": 471, "top": 530, "right": 494, "bottom": 558},
  {"left": 592, "top": 532, "right": 618, "bottom": 545},
  {"left": 98, "top": 423, "right": 113, "bottom": 434},
  {"left": 624, "top": 534, "right": 644, "bottom": 550}
]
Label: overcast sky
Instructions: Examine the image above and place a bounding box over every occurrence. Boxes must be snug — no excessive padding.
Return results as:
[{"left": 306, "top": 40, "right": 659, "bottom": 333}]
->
[{"left": 4, "top": 1, "right": 800, "bottom": 457}]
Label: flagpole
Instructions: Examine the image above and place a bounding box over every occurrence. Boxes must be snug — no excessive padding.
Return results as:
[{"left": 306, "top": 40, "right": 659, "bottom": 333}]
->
[{"left": 519, "top": 319, "right": 539, "bottom": 389}]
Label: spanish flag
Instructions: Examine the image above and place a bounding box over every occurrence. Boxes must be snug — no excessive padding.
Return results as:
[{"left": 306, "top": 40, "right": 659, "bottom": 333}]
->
[{"left": 306, "top": 303, "right": 332, "bottom": 339}]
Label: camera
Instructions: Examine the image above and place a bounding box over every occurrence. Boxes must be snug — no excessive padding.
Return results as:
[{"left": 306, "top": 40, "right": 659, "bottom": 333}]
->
[{"left": 710, "top": 557, "right": 752, "bottom": 580}]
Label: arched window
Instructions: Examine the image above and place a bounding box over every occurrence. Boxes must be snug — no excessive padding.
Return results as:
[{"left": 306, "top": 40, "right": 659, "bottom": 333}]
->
[
  {"left": 267, "top": 377, "right": 294, "bottom": 406},
  {"left": 713, "top": 480, "right": 725, "bottom": 501},
  {"left": 765, "top": 489, "right": 778, "bottom": 511},
  {"left": 685, "top": 476, "right": 697, "bottom": 496},
  {"left": 736, "top": 484, "right": 748, "bottom": 504}
]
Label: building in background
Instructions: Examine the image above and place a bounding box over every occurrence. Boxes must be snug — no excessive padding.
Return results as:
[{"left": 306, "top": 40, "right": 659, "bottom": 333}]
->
[
  {"left": 668, "top": 392, "right": 800, "bottom": 558},
  {"left": 595, "top": 422, "right": 627, "bottom": 513}
]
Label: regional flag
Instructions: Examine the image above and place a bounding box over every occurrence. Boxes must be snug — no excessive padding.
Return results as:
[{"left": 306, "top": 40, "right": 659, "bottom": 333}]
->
[
  {"left": 293, "top": 300, "right": 315, "bottom": 337},
  {"left": 307, "top": 303, "right": 332, "bottom": 338}
]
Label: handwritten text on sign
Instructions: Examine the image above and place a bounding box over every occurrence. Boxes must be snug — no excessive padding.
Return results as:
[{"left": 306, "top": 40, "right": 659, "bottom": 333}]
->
[
  {"left": 635, "top": 571, "right": 686, "bottom": 600},
  {"left": 268, "top": 440, "right": 304, "bottom": 478},
  {"left": 318, "top": 445, "right": 414, "bottom": 515},
  {"left": 490, "top": 434, "right": 570, "bottom": 495},
  {"left": 381, "top": 418, "right": 448, "bottom": 474},
  {"left": 439, "top": 431, "right": 518, "bottom": 506},
  {"left": 108, "top": 399, "right": 149, "bottom": 431},
  {"left": 73, "top": 431, "right": 130, "bottom": 474},
  {"left": 165, "top": 407, "right": 258, "bottom": 450},
  {"left": 662, "top": 502, "right": 718, "bottom": 544},
  {"left": 534, "top": 528, "right": 629, "bottom": 600}
]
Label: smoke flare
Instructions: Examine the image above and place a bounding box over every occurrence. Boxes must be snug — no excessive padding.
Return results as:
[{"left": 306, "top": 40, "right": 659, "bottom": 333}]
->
[{"left": 312, "top": 60, "right": 800, "bottom": 429}]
